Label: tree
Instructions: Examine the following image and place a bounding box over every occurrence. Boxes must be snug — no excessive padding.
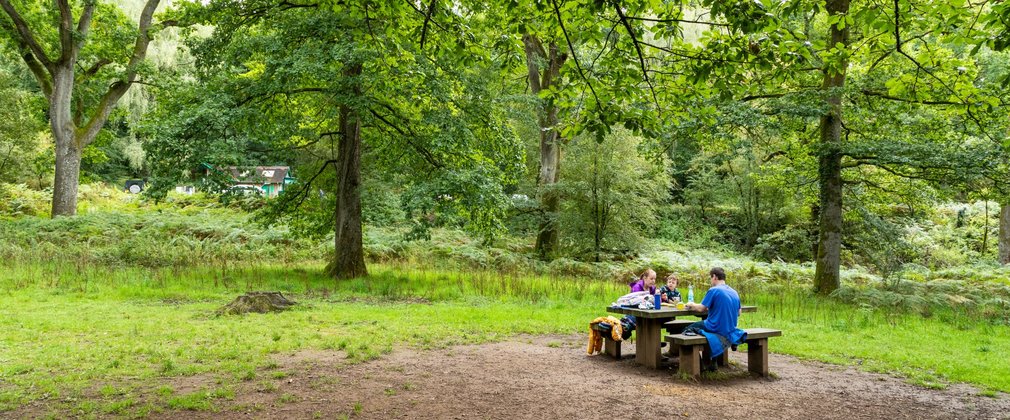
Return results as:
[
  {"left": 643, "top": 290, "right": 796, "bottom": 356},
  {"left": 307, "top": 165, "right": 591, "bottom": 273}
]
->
[
  {"left": 521, "top": 32, "right": 566, "bottom": 259},
  {"left": 559, "top": 127, "right": 670, "bottom": 262},
  {"left": 0, "top": 0, "right": 169, "bottom": 216},
  {"left": 670, "top": 0, "right": 1010, "bottom": 293},
  {"left": 811, "top": 0, "right": 849, "bottom": 294},
  {"left": 496, "top": 0, "right": 694, "bottom": 259},
  {"left": 147, "top": 0, "right": 522, "bottom": 279}
]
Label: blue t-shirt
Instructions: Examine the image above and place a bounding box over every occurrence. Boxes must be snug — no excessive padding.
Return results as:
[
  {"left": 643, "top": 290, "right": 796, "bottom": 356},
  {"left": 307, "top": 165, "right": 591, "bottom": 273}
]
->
[{"left": 701, "top": 284, "right": 741, "bottom": 337}]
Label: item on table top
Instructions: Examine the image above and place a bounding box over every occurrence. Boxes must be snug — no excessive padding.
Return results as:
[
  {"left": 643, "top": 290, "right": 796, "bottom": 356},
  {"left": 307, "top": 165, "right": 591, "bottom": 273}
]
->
[
  {"left": 653, "top": 293, "right": 662, "bottom": 310},
  {"left": 612, "top": 291, "right": 652, "bottom": 308},
  {"left": 676, "top": 302, "right": 685, "bottom": 310},
  {"left": 688, "top": 284, "right": 694, "bottom": 303}
]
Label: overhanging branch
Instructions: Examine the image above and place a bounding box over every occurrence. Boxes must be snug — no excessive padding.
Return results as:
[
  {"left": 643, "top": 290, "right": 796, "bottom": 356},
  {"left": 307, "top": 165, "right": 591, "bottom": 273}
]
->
[
  {"left": 79, "top": 0, "right": 161, "bottom": 146},
  {"left": 622, "top": 14, "right": 729, "bottom": 27},
  {"left": 614, "top": 3, "right": 661, "bottom": 114},
  {"left": 419, "top": 0, "right": 436, "bottom": 49},
  {"left": 0, "top": 0, "right": 54, "bottom": 70},
  {"left": 550, "top": 0, "right": 603, "bottom": 115}
]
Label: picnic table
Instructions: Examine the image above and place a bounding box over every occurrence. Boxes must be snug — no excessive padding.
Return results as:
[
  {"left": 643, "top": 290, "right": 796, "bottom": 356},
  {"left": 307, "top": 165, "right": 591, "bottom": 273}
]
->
[{"left": 605, "top": 304, "right": 757, "bottom": 369}]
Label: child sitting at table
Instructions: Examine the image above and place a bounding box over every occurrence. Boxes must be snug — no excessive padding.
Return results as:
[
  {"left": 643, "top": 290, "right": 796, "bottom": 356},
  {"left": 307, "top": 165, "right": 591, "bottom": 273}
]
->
[
  {"left": 659, "top": 274, "right": 681, "bottom": 304},
  {"left": 628, "top": 269, "right": 657, "bottom": 294}
]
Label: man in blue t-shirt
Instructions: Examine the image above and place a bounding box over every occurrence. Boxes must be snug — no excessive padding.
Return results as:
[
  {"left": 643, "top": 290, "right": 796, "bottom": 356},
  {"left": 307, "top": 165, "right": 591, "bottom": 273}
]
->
[{"left": 683, "top": 267, "right": 745, "bottom": 365}]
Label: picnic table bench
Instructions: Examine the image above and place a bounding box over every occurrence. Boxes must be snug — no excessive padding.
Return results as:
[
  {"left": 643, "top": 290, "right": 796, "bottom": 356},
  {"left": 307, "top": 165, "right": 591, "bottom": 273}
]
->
[
  {"left": 590, "top": 323, "right": 625, "bottom": 359},
  {"left": 666, "top": 327, "right": 782, "bottom": 379},
  {"left": 603, "top": 305, "right": 757, "bottom": 368}
]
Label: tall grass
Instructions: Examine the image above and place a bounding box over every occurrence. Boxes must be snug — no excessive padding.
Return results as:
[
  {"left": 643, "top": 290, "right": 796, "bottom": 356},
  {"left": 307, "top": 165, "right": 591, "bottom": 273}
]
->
[
  {"left": 744, "top": 290, "right": 1010, "bottom": 391},
  {"left": 2, "top": 259, "right": 1009, "bottom": 419}
]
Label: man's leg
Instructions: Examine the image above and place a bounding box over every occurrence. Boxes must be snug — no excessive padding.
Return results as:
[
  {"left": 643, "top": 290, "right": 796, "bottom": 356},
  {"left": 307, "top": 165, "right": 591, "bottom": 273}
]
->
[{"left": 683, "top": 321, "right": 705, "bottom": 335}]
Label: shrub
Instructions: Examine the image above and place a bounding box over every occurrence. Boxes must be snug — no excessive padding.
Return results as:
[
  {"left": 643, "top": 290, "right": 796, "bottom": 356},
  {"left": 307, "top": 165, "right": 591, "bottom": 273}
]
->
[
  {"left": 752, "top": 223, "right": 814, "bottom": 262},
  {"left": 0, "top": 183, "right": 50, "bottom": 217}
]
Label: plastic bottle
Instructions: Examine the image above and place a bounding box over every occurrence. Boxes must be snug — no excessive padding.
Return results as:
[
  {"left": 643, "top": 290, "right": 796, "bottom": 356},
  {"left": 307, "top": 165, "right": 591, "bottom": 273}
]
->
[
  {"left": 688, "top": 284, "right": 695, "bottom": 303},
  {"left": 654, "top": 293, "right": 662, "bottom": 309}
]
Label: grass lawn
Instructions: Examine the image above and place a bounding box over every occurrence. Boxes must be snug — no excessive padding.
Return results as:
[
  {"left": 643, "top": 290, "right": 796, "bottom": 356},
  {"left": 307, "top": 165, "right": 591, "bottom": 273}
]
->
[
  {"left": 1, "top": 263, "right": 1008, "bottom": 416},
  {"left": 745, "top": 293, "right": 1010, "bottom": 393}
]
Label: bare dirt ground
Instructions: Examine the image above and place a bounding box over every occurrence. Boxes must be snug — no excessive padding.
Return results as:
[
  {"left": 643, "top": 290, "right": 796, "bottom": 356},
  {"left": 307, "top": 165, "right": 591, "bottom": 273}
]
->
[
  {"left": 164, "top": 334, "right": 1008, "bottom": 420},
  {"left": 11, "top": 334, "right": 1010, "bottom": 419}
]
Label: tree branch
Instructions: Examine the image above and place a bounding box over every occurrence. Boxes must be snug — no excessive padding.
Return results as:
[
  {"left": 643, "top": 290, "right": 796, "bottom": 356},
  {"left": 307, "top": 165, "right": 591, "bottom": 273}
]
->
[
  {"left": 622, "top": 14, "right": 729, "bottom": 27},
  {"left": 0, "top": 0, "right": 54, "bottom": 70},
  {"left": 404, "top": 0, "right": 447, "bottom": 33},
  {"left": 860, "top": 89, "right": 960, "bottom": 105},
  {"left": 278, "top": 0, "right": 318, "bottom": 9},
  {"left": 614, "top": 3, "right": 661, "bottom": 114},
  {"left": 419, "top": 0, "right": 436, "bottom": 49},
  {"left": 638, "top": 39, "right": 753, "bottom": 64},
  {"left": 56, "top": 0, "right": 74, "bottom": 61},
  {"left": 521, "top": 34, "right": 546, "bottom": 93},
  {"left": 79, "top": 0, "right": 161, "bottom": 146},
  {"left": 276, "top": 159, "right": 336, "bottom": 212},
  {"left": 129, "top": 79, "right": 163, "bottom": 88},
  {"left": 81, "top": 58, "right": 111, "bottom": 80},
  {"left": 76, "top": 1, "right": 96, "bottom": 53},
  {"left": 740, "top": 92, "right": 787, "bottom": 102},
  {"left": 17, "top": 47, "right": 53, "bottom": 97},
  {"left": 236, "top": 87, "right": 326, "bottom": 107},
  {"left": 550, "top": 0, "right": 602, "bottom": 114},
  {"left": 367, "top": 107, "right": 444, "bottom": 169}
]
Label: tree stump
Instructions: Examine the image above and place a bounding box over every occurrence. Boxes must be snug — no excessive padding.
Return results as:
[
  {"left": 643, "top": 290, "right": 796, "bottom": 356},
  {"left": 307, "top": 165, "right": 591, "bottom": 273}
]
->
[{"left": 217, "top": 292, "right": 296, "bottom": 316}]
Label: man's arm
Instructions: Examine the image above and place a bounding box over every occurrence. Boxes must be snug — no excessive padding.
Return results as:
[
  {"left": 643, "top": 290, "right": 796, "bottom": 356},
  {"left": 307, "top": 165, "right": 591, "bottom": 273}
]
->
[{"left": 685, "top": 302, "right": 708, "bottom": 314}]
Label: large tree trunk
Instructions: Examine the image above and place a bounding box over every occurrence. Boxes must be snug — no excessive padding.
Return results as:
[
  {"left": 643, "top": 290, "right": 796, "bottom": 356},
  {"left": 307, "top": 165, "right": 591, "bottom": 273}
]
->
[
  {"left": 813, "top": 0, "right": 850, "bottom": 295},
  {"left": 51, "top": 133, "right": 82, "bottom": 216},
  {"left": 1, "top": 0, "right": 160, "bottom": 218},
  {"left": 999, "top": 203, "right": 1010, "bottom": 265},
  {"left": 523, "top": 34, "right": 566, "bottom": 259},
  {"left": 50, "top": 65, "right": 80, "bottom": 217},
  {"left": 328, "top": 64, "right": 367, "bottom": 280},
  {"left": 535, "top": 107, "right": 562, "bottom": 258}
]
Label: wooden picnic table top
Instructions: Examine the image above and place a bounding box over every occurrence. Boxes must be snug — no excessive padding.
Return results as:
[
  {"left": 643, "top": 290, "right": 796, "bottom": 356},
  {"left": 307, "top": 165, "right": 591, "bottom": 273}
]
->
[{"left": 605, "top": 304, "right": 757, "bottom": 319}]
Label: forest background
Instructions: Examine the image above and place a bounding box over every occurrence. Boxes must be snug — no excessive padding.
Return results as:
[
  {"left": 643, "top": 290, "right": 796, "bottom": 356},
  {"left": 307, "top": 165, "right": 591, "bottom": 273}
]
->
[{"left": 4, "top": 0, "right": 1010, "bottom": 415}]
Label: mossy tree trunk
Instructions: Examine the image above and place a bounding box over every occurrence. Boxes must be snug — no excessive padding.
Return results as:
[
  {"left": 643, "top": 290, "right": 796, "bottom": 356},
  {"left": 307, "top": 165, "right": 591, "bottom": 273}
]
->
[
  {"left": 328, "top": 63, "right": 367, "bottom": 280},
  {"left": 813, "top": 0, "right": 850, "bottom": 295},
  {"left": 523, "top": 34, "right": 566, "bottom": 260}
]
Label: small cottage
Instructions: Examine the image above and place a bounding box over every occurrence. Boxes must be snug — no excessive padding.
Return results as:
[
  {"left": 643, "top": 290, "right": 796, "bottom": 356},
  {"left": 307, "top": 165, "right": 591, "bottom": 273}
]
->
[{"left": 218, "top": 166, "right": 293, "bottom": 197}]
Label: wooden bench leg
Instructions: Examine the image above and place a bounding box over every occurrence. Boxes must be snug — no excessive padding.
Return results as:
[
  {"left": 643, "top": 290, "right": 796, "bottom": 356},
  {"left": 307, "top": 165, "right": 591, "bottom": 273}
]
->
[
  {"left": 604, "top": 338, "right": 621, "bottom": 359},
  {"left": 717, "top": 349, "right": 730, "bottom": 367},
  {"left": 664, "top": 326, "right": 687, "bottom": 358},
  {"left": 679, "top": 344, "right": 702, "bottom": 379},
  {"left": 664, "top": 343, "right": 677, "bottom": 358},
  {"left": 747, "top": 338, "right": 769, "bottom": 376}
]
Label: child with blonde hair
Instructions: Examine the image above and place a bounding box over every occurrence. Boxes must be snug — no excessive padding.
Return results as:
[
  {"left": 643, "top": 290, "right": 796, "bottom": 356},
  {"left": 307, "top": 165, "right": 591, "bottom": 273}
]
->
[{"left": 659, "top": 274, "right": 682, "bottom": 304}]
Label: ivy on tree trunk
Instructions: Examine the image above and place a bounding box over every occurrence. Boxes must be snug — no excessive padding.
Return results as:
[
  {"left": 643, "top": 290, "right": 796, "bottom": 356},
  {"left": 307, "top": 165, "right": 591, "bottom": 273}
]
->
[{"left": 814, "top": 0, "right": 851, "bottom": 295}]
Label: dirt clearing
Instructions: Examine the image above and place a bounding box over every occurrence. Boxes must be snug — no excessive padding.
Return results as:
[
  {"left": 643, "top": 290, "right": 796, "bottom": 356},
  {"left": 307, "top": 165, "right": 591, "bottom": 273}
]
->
[
  {"left": 9, "top": 334, "right": 1008, "bottom": 419},
  {"left": 142, "top": 334, "right": 1010, "bottom": 419}
]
